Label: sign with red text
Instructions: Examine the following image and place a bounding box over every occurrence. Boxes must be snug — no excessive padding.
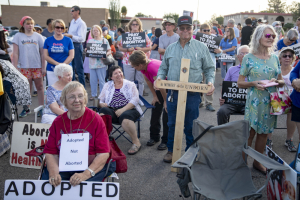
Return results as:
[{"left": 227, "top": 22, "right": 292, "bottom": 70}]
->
[
  {"left": 4, "top": 180, "right": 119, "bottom": 200},
  {"left": 10, "top": 122, "right": 51, "bottom": 169},
  {"left": 183, "top": 10, "right": 194, "bottom": 20}
]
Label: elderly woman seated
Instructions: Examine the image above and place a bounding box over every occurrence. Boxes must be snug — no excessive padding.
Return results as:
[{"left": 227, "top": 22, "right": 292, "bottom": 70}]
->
[
  {"left": 98, "top": 66, "right": 142, "bottom": 155},
  {"left": 42, "top": 81, "right": 115, "bottom": 187},
  {"left": 41, "top": 64, "right": 72, "bottom": 124}
]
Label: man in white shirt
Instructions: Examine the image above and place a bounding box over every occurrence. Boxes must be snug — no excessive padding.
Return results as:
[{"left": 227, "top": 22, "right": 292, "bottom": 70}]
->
[
  {"left": 64, "top": 5, "right": 87, "bottom": 87},
  {"left": 227, "top": 19, "right": 239, "bottom": 38}
]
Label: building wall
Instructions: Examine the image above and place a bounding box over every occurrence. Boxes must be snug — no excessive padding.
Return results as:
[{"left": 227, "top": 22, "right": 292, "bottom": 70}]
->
[
  {"left": 1, "top": 5, "right": 108, "bottom": 28},
  {"left": 140, "top": 19, "right": 162, "bottom": 31}
]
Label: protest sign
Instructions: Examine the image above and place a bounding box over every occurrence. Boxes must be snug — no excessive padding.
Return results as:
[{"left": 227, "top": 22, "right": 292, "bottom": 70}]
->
[
  {"left": 219, "top": 53, "right": 235, "bottom": 62},
  {"left": 266, "top": 147, "right": 297, "bottom": 200},
  {"left": 86, "top": 43, "right": 107, "bottom": 58},
  {"left": 222, "top": 81, "right": 247, "bottom": 105},
  {"left": 59, "top": 133, "right": 89, "bottom": 172},
  {"left": 290, "top": 43, "right": 300, "bottom": 59},
  {"left": 183, "top": 10, "right": 194, "bottom": 20},
  {"left": 195, "top": 33, "right": 222, "bottom": 53},
  {"left": 122, "top": 32, "right": 146, "bottom": 48},
  {"left": 10, "top": 122, "right": 50, "bottom": 169},
  {"left": 4, "top": 180, "right": 119, "bottom": 200}
]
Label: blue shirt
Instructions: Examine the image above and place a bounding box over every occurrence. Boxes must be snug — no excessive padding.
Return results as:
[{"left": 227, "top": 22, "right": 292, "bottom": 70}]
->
[
  {"left": 290, "top": 61, "right": 300, "bottom": 108},
  {"left": 157, "top": 38, "right": 215, "bottom": 84},
  {"left": 43, "top": 36, "right": 74, "bottom": 71},
  {"left": 277, "top": 38, "right": 298, "bottom": 51},
  {"left": 108, "top": 30, "right": 115, "bottom": 42},
  {"left": 152, "top": 37, "right": 159, "bottom": 51},
  {"left": 220, "top": 38, "right": 237, "bottom": 56}
]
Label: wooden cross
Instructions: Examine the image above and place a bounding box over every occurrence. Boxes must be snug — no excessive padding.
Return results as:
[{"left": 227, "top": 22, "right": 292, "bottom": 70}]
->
[{"left": 155, "top": 58, "right": 212, "bottom": 172}]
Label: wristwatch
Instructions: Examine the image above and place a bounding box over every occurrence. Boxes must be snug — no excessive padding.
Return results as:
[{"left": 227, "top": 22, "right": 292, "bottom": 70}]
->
[{"left": 87, "top": 168, "right": 95, "bottom": 177}]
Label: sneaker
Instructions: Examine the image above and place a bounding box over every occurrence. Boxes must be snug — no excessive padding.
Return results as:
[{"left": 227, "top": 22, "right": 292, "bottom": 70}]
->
[
  {"left": 266, "top": 138, "right": 273, "bottom": 149},
  {"left": 285, "top": 139, "right": 297, "bottom": 152},
  {"left": 206, "top": 104, "right": 216, "bottom": 112},
  {"left": 199, "top": 103, "right": 204, "bottom": 108},
  {"left": 37, "top": 109, "right": 43, "bottom": 117},
  {"left": 157, "top": 143, "right": 167, "bottom": 150},
  {"left": 163, "top": 151, "right": 173, "bottom": 163},
  {"left": 19, "top": 109, "right": 31, "bottom": 118},
  {"left": 32, "top": 91, "right": 38, "bottom": 97}
]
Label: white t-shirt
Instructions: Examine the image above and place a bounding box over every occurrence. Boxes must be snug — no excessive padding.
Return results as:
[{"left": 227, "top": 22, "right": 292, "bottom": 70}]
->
[
  {"left": 279, "top": 67, "right": 293, "bottom": 93},
  {"left": 12, "top": 32, "right": 44, "bottom": 69}
]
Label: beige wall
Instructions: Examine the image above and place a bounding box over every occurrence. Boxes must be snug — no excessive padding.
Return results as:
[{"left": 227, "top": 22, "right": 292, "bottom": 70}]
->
[
  {"left": 140, "top": 19, "right": 162, "bottom": 31},
  {"left": 1, "top": 5, "right": 108, "bottom": 28}
]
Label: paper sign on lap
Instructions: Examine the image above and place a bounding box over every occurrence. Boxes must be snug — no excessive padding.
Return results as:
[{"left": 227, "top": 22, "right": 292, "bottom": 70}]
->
[{"left": 59, "top": 133, "right": 89, "bottom": 172}]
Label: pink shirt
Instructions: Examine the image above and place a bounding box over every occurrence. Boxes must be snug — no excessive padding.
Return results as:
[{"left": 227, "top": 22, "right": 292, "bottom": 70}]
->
[{"left": 141, "top": 59, "right": 161, "bottom": 83}]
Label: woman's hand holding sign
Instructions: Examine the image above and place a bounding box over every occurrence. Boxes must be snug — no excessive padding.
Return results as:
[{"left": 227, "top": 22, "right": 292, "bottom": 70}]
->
[
  {"left": 49, "top": 174, "right": 62, "bottom": 187},
  {"left": 70, "top": 171, "right": 90, "bottom": 186}
]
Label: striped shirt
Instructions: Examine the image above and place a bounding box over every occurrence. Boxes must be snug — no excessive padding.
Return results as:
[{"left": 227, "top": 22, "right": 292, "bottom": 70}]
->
[
  {"left": 109, "top": 89, "right": 129, "bottom": 108},
  {"left": 157, "top": 38, "right": 215, "bottom": 84}
]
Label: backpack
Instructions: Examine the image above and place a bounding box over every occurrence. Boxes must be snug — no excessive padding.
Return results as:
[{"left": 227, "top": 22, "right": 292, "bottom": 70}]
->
[{"left": 0, "top": 92, "right": 12, "bottom": 135}]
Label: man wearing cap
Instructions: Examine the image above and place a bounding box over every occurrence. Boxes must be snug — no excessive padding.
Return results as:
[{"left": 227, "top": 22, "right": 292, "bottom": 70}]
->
[
  {"left": 64, "top": 5, "right": 87, "bottom": 87},
  {"left": 257, "top": 18, "right": 266, "bottom": 26},
  {"left": 100, "top": 20, "right": 106, "bottom": 28},
  {"left": 155, "top": 16, "right": 215, "bottom": 163},
  {"left": 158, "top": 18, "right": 179, "bottom": 60},
  {"left": 212, "top": 20, "right": 223, "bottom": 36}
]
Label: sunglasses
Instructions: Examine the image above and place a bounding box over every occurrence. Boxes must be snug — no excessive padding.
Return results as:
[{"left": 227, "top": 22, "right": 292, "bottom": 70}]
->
[
  {"left": 203, "top": 29, "right": 210, "bottom": 32},
  {"left": 71, "top": 10, "right": 75, "bottom": 12},
  {"left": 55, "top": 26, "right": 65, "bottom": 30},
  {"left": 131, "top": 24, "right": 139, "bottom": 26},
  {"left": 165, "top": 24, "right": 173, "bottom": 27},
  {"left": 289, "top": 39, "right": 296, "bottom": 42},
  {"left": 264, "top": 34, "right": 276, "bottom": 39},
  {"left": 179, "top": 27, "right": 192, "bottom": 31},
  {"left": 282, "top": 55, "right": 292, "bottom": 58}
]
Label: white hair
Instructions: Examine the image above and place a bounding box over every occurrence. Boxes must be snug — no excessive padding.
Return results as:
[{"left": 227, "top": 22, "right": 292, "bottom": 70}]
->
[
  {"left": 54, "top": 63, "right": 73, "bottom": 78},
  {"left": 237, "top": 45, "right": 250, "bottom": 55},
  {"left": 228, "top": 19, "right": 235, "bottom": 25},
  {"left": 286, "top": 28, "right": 299, "bottom": 40},
  {"left": 249, "top": 25, "right": 278, "bottom": 55}
]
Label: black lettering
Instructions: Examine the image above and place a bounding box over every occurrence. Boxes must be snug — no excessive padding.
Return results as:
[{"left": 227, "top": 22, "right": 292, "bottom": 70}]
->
[
  {"left": 268, "top": 150, "right": 275, "bottom": 159},
  {"left": 106, "top": 183, "right": 118, "bottom": 197},
  {"left": 92, "top": 183, "right": 102, "bottom": 197},
  {"left": 23, "top": 181, "right": 35, "bottom": 195},
  {"left": 46, "top": 129, "right": 50, "bottom": 137},
  {"left": 30, "top": 125, "right": 34, "bottom": 136},
  {"left": 31, "top": 141, "right": 36, "bottom": 149},
  {"left": 41, "top": 128, "right": 45, "bottom": 137},
  {"left": 41, "top": 181, "right": 55, "bottom": 196},
  {"left": 60, "top": 182, "right": 71, "bottom": 196},
  {"left": 27, "top": 138, "right": 30, "bottom": 149},
  {"left": 5, "top": 181, "right": 19, "bottom": 196},
  {"left": 79, "top": 182, "right": 87, "bottom": 197},
  {"left": 22, "top": 124, "right": 28, "bottom": 135},
  {"left": 35, "top": 129, "right": 40, "bottom": 137}
]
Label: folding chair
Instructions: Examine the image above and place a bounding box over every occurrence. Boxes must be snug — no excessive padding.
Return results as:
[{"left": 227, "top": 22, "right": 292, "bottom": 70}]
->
[{"left": 172, "top": 120, "right": 290, "bottom": 200}]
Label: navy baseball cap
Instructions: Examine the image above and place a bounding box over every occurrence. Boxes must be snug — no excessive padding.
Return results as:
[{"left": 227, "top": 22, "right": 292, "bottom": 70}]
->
[
  {"left": 102, "top": 27, "right": 108, "bottom": 32},
  {"left": 178, "top": 16, "right": 193, "bottom": 26}
]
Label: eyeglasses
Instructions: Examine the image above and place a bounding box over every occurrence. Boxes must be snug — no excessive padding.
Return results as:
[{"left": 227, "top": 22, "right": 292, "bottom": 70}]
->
[
  {"left": 282, "top": 55, "right": 292, "bottom": 58},
  {"left": 289, "top": 39, "right": 296, "bottom": 42},
  {"left": 131, "top": 23, "right": 139, "bottom": 26},
  {"left": 165, "top": 24, "right": 173, "bottom": 27},
  {"left": 179, "top": 26, "right": 192, "bottom": 31},
  {"left": 55, "top": 26, "right": 65, "bottom": 30},
  {"left": 203, "top": 29, "right": 210, "bottom": 32},
  {"left": 71, "top": 10, "right": 75, "bottom": 12},
  {"left": 239, "top": 52, "right": 249, "bottom": 56},
  {"left": 67, "top": 95, "right": 84, "bottom": 101},
  {"left": 264, "top": 34, "right": 276, "bottom": 39}
]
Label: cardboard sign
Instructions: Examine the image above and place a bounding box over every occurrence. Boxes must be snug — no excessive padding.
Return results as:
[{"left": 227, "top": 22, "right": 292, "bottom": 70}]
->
[
  {"left": 266, "top": 147, "right": 297, "bottom": 200},
  {"left": 183, "top": 10, "right": 194, "bottom": 20},
  {"left": 222, "top": 81, "right": 247, "bottom": 105},
  {"left": 59, "top": 133, "right": 89, "bottom": 172},
  {"left": 122, "top": 32, "right": 146, "bottom": 48},
  {"left": 290, "top": 43, "right": 300, "bottom": 59},
  {"left": 4, "top": 180, "right": 119, "bottom": 200},
  {"left": 86, "top": 43, "right": 107, "bottom": 58},
  {"left": 10, "top": 122, "right": 51, "bottom": 169},
  {"left": 195, "top": 33, "right": 222, "bottom": 53}
]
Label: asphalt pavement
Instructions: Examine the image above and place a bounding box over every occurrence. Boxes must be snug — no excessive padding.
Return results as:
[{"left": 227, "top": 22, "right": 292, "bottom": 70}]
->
[{"left": 0, "top": 68, "right": 297, "bottom": 200}]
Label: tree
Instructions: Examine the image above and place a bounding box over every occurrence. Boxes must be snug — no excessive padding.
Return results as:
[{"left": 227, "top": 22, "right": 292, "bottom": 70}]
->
[
  {"left": 283, "top": 23, "right": 294, "bottom": 31},
  {"left": 260, "top": 10, "right": 275, "bottom": 13},
  {"left": 121, "top": 6, "right": 127, "bottom": 17},
  {"left": 206, "top": 13, "right": 218, "bottom": 24},
  {"left": 289, "top": 1, "right": 300, "bottom": 21},
  {"left": 193, "top": 20, "right": 200, "bottom": 24},
  {"left": 215, "top": 16, "right": 224, "bottom": 25},
  {"left": 109, "top": 0, "right": 121, "bottom": 27},
  {"left": 267, "top": 0, "right": 286, "bottom": 13},
  {"left": 135, "top": 12, "right": 147, "bottom": 17},
  {"left": 163, "top": 13, "right": 179, "bottom": 24}
]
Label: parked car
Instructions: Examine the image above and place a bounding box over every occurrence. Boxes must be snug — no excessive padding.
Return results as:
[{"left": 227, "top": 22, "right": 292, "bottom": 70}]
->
[
  {"left": 6, "top": 30, "right": 19, "bottom": 45},
  {"left": 4, "top": 26, "right": 19, "bottom": 34}
]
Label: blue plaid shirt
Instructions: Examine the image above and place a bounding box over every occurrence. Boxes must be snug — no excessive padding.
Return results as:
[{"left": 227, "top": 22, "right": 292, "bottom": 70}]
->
[{"left": 157, "top": 38, "right": 215, "bottom": 84}]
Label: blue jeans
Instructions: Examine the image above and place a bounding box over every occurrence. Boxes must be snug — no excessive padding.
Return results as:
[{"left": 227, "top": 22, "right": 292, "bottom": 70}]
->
[
  {"left": 166, "top": 90, "right": 201, "bottom": 152},
  {"left": 41, "top": 162, "right": 116, "bottom": 182},
  {"left": 118, "top": 59, "right": 124, "bottom": 72},
  {"left": 90, "top": 68, "right": 106, "bottom": 97},
  {"left": 72, "top": 43, "right": 85, "bottom": 87}
]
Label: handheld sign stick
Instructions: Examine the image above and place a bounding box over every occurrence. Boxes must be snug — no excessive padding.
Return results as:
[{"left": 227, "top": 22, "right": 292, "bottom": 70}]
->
[{"left": 155, "top": 58, "right": 211, "bottom": 172}]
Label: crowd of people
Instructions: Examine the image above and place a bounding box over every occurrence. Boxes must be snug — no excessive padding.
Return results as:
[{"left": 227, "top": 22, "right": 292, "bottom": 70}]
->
[{"left": 1, "top": 4, "right": 300, "bottom": 184}]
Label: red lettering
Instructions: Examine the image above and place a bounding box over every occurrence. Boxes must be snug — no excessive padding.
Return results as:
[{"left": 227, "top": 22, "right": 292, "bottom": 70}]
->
[
  {"left": 11, "top": 152, "right": 18, "bottom": 164},
  {"left": 23, "top": 157, "right": 28, "bottom": 165},
  {"left": 31, "top": 157, "right": 35, "bottom": 166},
  {"left": 41, "top": 139, "right": 48, "bottom": 146},
  {"left": 36, "top": 157, "right": 41, "bottom": 166},
  {"left": 18, "top": 156, "right": 23, "bottom": 164}
]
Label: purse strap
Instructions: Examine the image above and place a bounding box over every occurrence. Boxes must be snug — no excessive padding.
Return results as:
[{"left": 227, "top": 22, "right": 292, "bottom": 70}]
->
[{"left": 190, "top": 125, "right": 214, "bottom": 147}]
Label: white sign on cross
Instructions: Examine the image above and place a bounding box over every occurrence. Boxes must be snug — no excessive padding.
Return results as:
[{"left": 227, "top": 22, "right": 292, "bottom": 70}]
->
[{"left": 155, "top": 58, "right": 212, "bottom": 172}]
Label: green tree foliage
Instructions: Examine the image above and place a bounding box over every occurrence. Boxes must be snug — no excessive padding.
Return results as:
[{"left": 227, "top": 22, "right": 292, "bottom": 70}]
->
[
  {"left": 216, "top": 16, "right": 224, "bottom": 25},
  {"left": 121, "top": 6, "right": 127, "bottom": 17},
  {"left": 163, "top": 13, "right": 179, "bottom": 23},
  {"left": 109, "top": 0, "right": 121, "bottom": 27},
  {"left": 193, "top": 20, "right": 200, "bottom": 24},
  {"left": 283, "top": 23, "right": 295, "bottom": 31},
  {"left": 135, "top": 12, "right": 148, "bottom": 17},
  {"left": 289, "top": 1, "right": 300, "bottom": 21},
  {"left": 267, "top": 0, "right": 286, "bottom": 13}
]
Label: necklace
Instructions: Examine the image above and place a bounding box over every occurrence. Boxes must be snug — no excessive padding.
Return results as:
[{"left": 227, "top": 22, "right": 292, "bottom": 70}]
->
[{"left": 68, "top": 111, "right": 84, "bottom": 134}]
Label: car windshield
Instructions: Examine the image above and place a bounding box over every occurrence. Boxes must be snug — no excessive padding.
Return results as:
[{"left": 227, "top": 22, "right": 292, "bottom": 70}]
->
[
  {"left": 11, "top": 27, "right": 18, "bottom": 30},
  {"left": 9, "top": 31, "right": 19, "bottom": 37}
]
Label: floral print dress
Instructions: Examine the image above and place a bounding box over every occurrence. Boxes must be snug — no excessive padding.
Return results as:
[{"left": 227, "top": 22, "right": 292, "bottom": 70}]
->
[{"left": 239, "top": 53, "right": 281, "bottom": 134}]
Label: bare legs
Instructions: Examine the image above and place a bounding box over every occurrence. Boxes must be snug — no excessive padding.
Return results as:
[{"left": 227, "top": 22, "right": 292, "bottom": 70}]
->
[{"left": 122, "top": 119, "right": 141, "bottom": 148}]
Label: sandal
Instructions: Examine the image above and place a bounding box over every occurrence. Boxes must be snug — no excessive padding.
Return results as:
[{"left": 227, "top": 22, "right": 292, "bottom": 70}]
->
[{"left": 128, "top": 144, "right": 142, "bottom": 155}]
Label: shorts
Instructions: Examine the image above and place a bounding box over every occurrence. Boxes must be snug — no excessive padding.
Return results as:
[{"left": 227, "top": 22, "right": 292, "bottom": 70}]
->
[
  {"left": 20, "top": 68, "right": 42, "bottom": 79},
  {"left": 99, "top": 107, "right": 140, "bottom": 124},
  {"left": 291, "top": 104, "right": 300, "bottom": 123}
]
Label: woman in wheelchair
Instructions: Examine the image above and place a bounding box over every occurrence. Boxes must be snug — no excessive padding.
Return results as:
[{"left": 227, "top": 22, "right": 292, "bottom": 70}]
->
[
  {"left": 98, "top": 66, "right": 142, "bottom": 155},
  {"left": 41, "top": 63, "right": 72, "bottom": 124},
  {"left": 42, "top": 81, "right": 115, "bottom": 187}
]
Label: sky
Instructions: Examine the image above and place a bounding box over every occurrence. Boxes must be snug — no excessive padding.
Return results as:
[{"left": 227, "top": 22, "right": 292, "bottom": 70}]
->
[{"left": 0, "top": 0, "right": 296, "bottom": 22}]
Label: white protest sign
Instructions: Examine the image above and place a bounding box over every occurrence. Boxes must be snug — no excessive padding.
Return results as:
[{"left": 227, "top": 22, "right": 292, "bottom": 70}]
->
[
  {"left": 183, "top": 10, "right": 194, "bottom": 20},
  {"left": 59, "top": 133, "right": 89, "bottom": 172},
  {"left": 220, "top": 54, "right": 235, "bottom": 62},
  {"left": 4, "top": 180, "right": 119, "bottom": 200},
  {"left": 10, "top": 122, "right": 51, "bottom": 169},
  {"left": 290, "top": 43, "right": 300, "bottom": 58}
]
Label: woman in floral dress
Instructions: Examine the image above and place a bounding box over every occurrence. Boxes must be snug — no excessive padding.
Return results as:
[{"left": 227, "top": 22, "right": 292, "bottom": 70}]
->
[{"left": 238, "top": 25, "right": 285, "bottom": 174}]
